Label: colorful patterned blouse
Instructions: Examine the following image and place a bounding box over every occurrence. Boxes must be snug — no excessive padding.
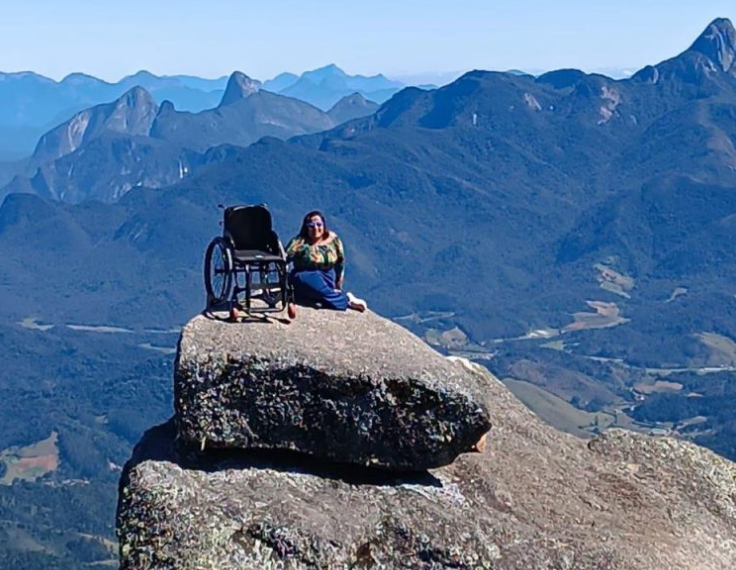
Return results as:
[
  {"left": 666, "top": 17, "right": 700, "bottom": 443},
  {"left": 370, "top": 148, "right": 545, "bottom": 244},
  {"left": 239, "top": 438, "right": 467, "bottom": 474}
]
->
[{"left": 286, "top": 234, "right": 346, "bottom": 285}]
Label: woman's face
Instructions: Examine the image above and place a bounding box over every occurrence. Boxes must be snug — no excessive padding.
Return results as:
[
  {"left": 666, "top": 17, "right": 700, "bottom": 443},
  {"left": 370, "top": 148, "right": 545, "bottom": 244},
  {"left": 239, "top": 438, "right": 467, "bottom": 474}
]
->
[{"left": 306, "top": 215, "right": 325, "bottom": 241}]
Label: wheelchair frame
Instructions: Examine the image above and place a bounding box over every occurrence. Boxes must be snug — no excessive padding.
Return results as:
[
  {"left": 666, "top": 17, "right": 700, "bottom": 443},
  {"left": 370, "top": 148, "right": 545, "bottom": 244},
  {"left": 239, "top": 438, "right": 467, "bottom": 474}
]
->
[{"left": 204, "top": 204, "right": 291, "bottom": 315}]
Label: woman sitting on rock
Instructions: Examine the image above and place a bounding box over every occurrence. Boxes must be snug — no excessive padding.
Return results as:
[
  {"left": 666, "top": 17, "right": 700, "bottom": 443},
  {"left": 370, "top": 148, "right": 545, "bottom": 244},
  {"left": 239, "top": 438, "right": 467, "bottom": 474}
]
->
[{"left": 286, "top": 210, "right": 367, "bottom": 313}]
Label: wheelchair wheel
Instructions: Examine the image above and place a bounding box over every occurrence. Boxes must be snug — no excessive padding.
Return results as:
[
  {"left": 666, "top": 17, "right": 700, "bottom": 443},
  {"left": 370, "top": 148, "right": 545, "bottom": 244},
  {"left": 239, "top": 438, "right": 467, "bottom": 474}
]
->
[{"left": 204, "top": 237, "right": 233, "bottom": 306}]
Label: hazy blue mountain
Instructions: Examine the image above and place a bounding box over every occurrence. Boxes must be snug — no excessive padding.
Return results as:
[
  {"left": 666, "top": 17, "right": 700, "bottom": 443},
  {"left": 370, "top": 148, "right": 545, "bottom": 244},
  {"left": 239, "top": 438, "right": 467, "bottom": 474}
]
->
[
  {"left": 505, "top": 69, "right": 535, "bottom": 77},
  {"left": 2, "top": 72, "right": 377, "bottom": 203},
  {"left": 159, "top": 74, "right": 229, "bottom": 92},
  {"left": 0, "top": 72, "right": 77, "bottom": 159},
  {"left": 300, "top": 63, "right": 349, "bottom": 84},
  {"left": 0, "top": 66, "right": 403, "bottom": 160},
  {"left": 115, "top": 70, "right": 224, "bottom": 111},
  {"left": 142, "top": 85, "right": 222, "bottom": 112},
  {"left": 0, "top": 124, "right": 51, "bottom": 161},
  {"left": 0, "top": 70, "right": 230, "bottom": 159},
  {"left": 33, "top": 86, "right": 159, "bottom": 163},
  {"left": 4, "top": 87, "right": 184, "bottom": 203},
  {"left": 301, "top": 63, "right": 401, "bottom": 92},
  {"left": 261, "top": 72, "right": 300, "bottom": 92},
  {"left": 327, "top": 92, "right": 380, "bottom": 124},
  {"left": 57, "top": 72, "right": 117, "bottom": 101},
  {"left": 0, "top": 71, "right": 62, "bottom": 126},
  {"left": 151, "top": 77, "right": 334, "bottom": 152},
  {"left": 265, "top": 64, "right": 405, "bottom": 109}
]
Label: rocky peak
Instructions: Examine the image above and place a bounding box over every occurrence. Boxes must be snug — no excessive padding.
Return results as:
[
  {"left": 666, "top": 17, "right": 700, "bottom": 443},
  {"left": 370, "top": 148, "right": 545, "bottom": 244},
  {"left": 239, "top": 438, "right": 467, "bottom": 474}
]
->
[
  {"left": 118, "top": 308, "right": 736, "bottom": 569},
  {"left": 32, "top": 87, "right": 158, "bottom": 162},
  {"left": 689, "top": 18, "right": 736, "bottom": 72},
  {"left": 157, "top": 100, "right": 176, "bottom": 114},
  {"left": 219, "top": 71, "right": 260, "bottom": 106},
  {"left": 174, "top": 311, "right": 491, "bottom": 470},
  {"left": 89, "top": 86, "right": 158, "bottom": 139},
  {"left": 631, "top": 18, "right": 736, "bottom": 83},
  {"left": 115, "top": 86, "right": 157, "bottom": 114}
]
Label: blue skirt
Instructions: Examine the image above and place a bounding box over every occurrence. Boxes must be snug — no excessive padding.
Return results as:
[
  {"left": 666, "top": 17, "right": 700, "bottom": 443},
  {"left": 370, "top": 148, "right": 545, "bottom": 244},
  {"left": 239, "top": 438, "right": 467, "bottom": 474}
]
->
[{"left": 290, "top": 268, "right": 349, "bottom": 311}]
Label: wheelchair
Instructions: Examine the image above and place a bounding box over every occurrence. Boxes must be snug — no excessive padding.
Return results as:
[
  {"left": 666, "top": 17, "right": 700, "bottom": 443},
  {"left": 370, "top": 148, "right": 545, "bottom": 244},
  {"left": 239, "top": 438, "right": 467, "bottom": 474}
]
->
[{"left": 204, "top": 204, "right": 292, "bottom": 316}]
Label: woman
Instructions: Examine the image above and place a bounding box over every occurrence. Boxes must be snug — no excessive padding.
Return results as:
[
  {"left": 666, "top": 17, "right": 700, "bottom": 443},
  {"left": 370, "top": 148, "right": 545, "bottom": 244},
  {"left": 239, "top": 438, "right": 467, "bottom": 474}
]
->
[{"left": 286, "top": 210, "right": 367, "bottom": 313}]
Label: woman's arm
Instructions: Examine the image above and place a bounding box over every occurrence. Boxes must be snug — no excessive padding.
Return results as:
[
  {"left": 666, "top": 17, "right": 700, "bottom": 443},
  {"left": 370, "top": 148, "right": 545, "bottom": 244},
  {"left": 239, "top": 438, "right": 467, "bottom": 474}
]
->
[{"left": 333, "top": 236, "right": 345, "bottom": 289}]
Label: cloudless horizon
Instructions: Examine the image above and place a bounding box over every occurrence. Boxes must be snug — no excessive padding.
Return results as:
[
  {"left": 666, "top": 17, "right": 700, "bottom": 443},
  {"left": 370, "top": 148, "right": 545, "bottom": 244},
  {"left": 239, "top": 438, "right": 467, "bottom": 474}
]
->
[{"left": 1, "top": 0, "right": 735, "bottom": 83}]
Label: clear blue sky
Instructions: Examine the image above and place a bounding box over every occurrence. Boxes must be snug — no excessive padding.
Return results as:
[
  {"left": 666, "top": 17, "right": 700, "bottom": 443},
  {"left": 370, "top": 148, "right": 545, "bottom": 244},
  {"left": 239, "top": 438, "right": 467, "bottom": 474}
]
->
[{"left": 1, "top": 0, "right": 734, "bottom": 81}]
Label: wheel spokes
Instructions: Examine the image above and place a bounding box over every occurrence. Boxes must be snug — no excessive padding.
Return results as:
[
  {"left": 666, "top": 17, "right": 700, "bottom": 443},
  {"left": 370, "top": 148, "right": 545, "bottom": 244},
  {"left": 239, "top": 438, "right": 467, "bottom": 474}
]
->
[
  {"left": 211, "top": 245, "right": 227, "bottom": 297},
  {"left": 206, "top": 242, "right": 230, "bottom": 301}
]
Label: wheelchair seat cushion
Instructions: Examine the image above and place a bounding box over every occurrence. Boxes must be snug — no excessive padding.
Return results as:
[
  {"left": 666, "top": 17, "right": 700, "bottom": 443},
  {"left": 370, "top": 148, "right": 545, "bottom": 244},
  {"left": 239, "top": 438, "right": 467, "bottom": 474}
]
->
[{"left": 233, "top": 249, "right": 284, "bottom": 264}]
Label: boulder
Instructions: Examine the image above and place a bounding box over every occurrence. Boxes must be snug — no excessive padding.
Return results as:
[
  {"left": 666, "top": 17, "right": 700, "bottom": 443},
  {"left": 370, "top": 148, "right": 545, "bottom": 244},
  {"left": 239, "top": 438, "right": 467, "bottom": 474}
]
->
[
  {"left": 118, "top": 359, "right": 736, "bottom": 570},
  {"left": 174, "top": 310, "right": 491, "bottom": 471}
]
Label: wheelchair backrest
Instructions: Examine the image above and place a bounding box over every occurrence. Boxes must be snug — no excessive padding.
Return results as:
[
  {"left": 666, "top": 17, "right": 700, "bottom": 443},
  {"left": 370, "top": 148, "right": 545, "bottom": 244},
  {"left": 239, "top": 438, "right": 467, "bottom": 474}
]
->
[{"left": 223, "top": 204, "right": 278, "bottom": 252}]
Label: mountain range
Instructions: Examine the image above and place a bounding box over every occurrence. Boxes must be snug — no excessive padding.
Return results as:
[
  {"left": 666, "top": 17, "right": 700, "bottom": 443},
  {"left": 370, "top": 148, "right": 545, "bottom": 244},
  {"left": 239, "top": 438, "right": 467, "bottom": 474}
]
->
[
  {"left": 2, "top": 17, "right": 736, "bottom": 569},
  {"left": 1, "top": 73, "right": 380, "bottom": 203},
  {"left": 0, "top": 70, "right": 225, "bottom": 161},
  {"left": 0, "top": 65, "right": 407, "bottom": 162},
  {"left": 262, "top": 63, "right": 405, "bottom": 109}
]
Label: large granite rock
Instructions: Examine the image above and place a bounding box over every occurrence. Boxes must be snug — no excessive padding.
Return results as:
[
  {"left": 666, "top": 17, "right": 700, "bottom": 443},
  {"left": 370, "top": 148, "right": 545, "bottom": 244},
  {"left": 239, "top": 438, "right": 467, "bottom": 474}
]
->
[
  {"left": 174, "top": 310, "right": 491, "bottom": 471},
  {"left": 118, "top": 359, "right": 736, "bottom": 570}
]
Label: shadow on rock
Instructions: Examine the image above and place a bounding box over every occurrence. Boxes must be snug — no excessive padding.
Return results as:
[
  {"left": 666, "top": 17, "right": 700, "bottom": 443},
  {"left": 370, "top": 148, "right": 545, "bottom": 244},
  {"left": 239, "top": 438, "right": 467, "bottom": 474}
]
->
[
  {"left": 121, "top": 419, "right": 444, "bottom": 492},
  {"left": 200, "top": 305, "right": 291, "bottom": 325}
]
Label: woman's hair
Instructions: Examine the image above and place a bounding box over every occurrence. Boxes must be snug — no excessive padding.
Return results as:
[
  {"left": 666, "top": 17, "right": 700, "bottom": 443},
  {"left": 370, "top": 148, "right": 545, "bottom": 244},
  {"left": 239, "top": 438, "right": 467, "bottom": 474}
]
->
[{"left": 299, "top": 210, "right": 331, "bottom": 240}]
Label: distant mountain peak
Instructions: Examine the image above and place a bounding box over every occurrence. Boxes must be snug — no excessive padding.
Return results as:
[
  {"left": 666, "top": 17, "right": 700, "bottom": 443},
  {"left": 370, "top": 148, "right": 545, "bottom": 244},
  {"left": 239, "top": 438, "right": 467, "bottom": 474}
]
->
[
  {"left": 61, "top": 72, "right": 100, "bottom": 84},
  {"left": 689, "top": 18, "right": 736, "bottom": 72},
  {"left": 31, "top": 86, "right": 159, "bottom": 163},
  {"left": 318, "top": 64, "right": 343, "bottom": 73},
  {"left": 0, "top": 71, "right": 55, "bottom": 83},
  {"left": 632, "top": 17, "right": 736, "bottom": 83},
  {"left": 158, "top": 100, "right": 176, "bottom": 113},
  {"left": 272, "top": 72, "right": 299, "bottom": 80},
  {"left": 219, "top": 72, "right": 260, "bottom": 106},
  {"left": 304, "top": 64, "right": 349, "bottom": 82},
  {"left": 327, "top": 92, "right": 379, "bottom": 124},
  {"left": 129, "top": 70, "right": 159, "bottom": 80},
  {"left": 118, "top": 86, "right": 157, "bottom": 110},
  {"left": 339, "top": 92, "right": 367, "bottom": 103}
]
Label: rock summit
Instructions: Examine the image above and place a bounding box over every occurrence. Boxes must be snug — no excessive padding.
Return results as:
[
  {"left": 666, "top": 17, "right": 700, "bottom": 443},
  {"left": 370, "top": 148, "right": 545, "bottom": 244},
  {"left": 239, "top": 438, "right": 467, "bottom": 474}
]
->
[
  {"left": 174, "top": 309, "right": 492, "bottom": 471},
  {"left": 118, "top": 309, "right": 736, "bottom": 569}
]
